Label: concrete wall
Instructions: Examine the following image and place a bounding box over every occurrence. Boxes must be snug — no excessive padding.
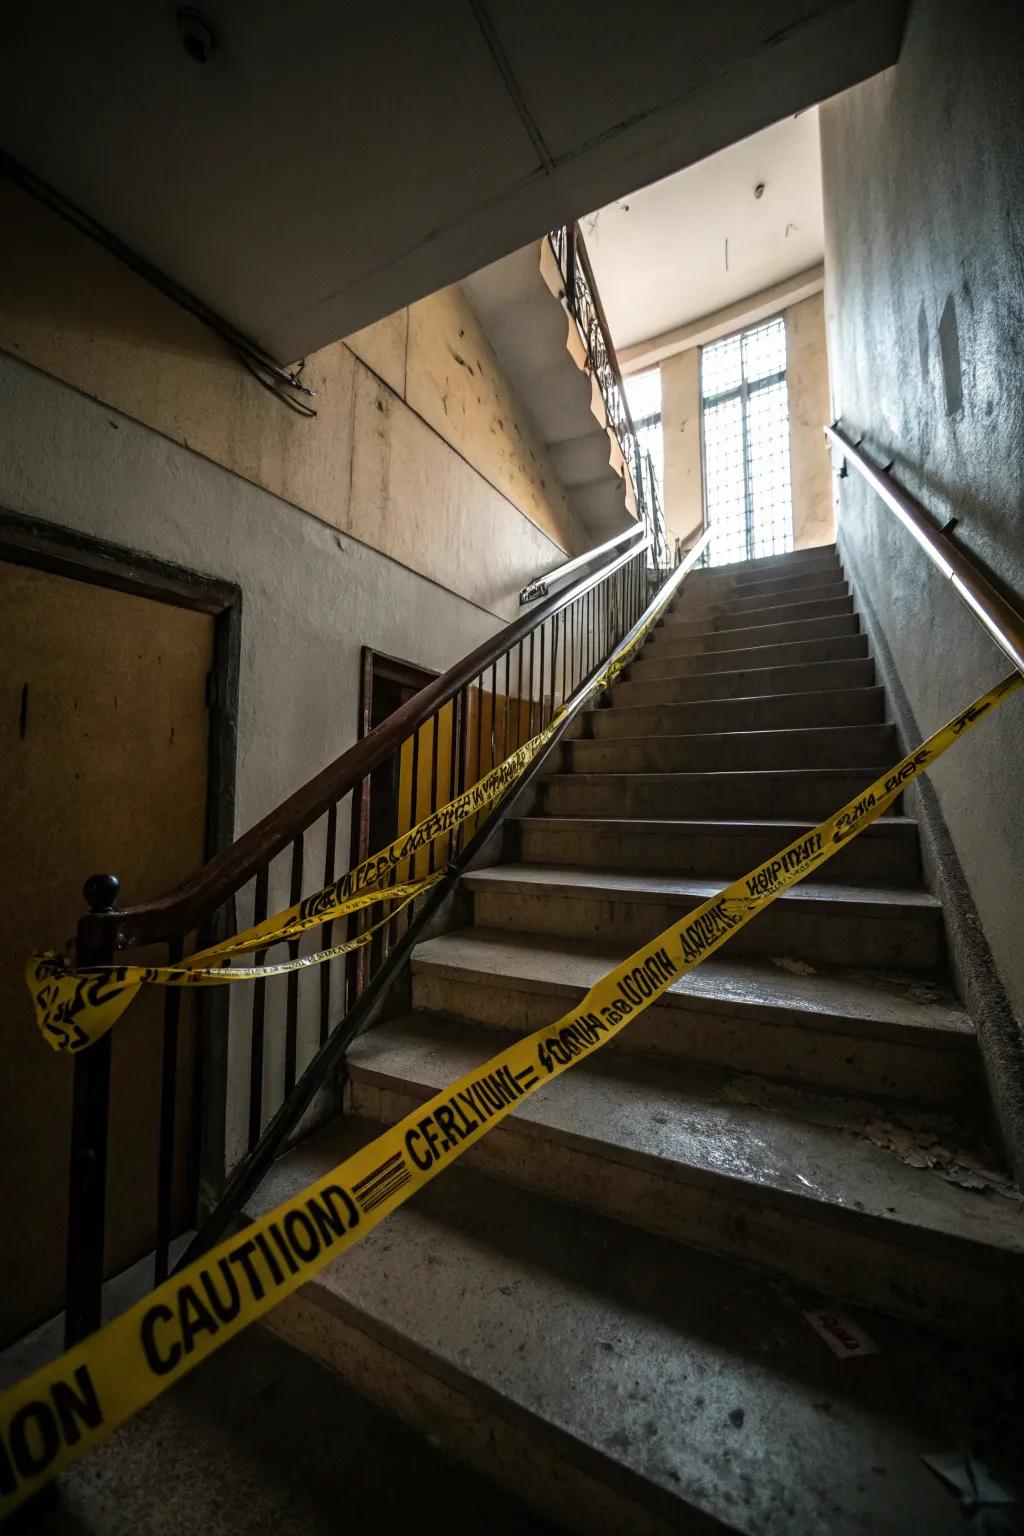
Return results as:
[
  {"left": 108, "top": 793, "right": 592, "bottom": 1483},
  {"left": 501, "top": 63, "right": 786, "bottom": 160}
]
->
[
  {"left": 659, "top": 348, "right": 704, "bottom": 549},
  {"left": 0, "top": 179, "right": 585, "bottom": 623},
  {"left": 820, "top": 0, "right": 1024, "bottom": 1159},
  {"left": 0, "top": 179, "right": 589, "bottom": 1182},
  {"left": 785, "top": 293, "right": 833, "bottom": 548},
  {"left": 658, "top": 287, "right": 833, "bottom": 551}
]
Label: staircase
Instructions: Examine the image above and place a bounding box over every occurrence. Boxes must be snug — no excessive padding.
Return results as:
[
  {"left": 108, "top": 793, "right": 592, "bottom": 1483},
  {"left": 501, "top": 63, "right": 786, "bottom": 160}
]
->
[{"left": 250, "top": 544, "right": 1024, "bottom": 1534}]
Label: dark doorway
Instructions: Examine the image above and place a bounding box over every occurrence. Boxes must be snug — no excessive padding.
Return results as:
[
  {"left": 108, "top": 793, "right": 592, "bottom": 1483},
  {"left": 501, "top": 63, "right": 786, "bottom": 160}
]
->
[
  {"left": 351, "top": 650, "right": 437, "bottom": 995},
  {"left": 0, "top": 510, "right": 239, "bottom": 1346}
]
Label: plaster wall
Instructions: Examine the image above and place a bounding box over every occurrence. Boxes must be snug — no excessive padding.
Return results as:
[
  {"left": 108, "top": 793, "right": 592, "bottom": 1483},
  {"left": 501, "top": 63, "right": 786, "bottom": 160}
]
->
[
  {"left": 0, "top": 179, "right": 585, "bottom": 622},
  {"left": 0, "top": 181, "right": 588, "bottom": 1180},
  {"left": 786, "top": 293, "right": 834, "bottom": 549},
  {"left": 659, "top": 348, "right": 704, "bottom": 548},
  {"left": 820, "top": 0, "right": 1024, "bottom": 1144},
  {"left": 658, "top": 288, "right": 833, "bottom": 550},
  {"left": 0, "top": 352, "right": 506, "bottom": 1172}
]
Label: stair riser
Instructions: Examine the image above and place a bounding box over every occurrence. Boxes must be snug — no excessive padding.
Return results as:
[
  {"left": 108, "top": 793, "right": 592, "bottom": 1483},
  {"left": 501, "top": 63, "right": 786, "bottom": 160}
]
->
[
  {"left": 632, "top": 633, "right": 869, "bottom": 678},
  {"left": 470, "top": 889, "right": 944, "bottom": 970},
  {"left": 679, "top": 565, "right": 843, "bottom": 604},
  {"left": 264, "top": 1296, "right": 670, "bottom": 1536},
  {"left": 661, "top": 594, "right": 853, "bottom": 638},
  {"left": 515, "top": 823, "right": 919, "bottom": 887},
  {"left": 614, "top": 657, "right": 875, "bottom": 707},
  {"left": 542, "top": 773, "right": 900, "bottom": 822},
  {"left": 673, "top": 580, "right": 848, "bottom": 622},
  {"left": 591, "top": 687, "right": 885, "bottom": 738},
  {"left": 570, "top": 725, "right": 897, "bottom": 773},
  {"left": 411, "top": 972, "right": 975, "bottom": 1106},
  {"left": 646, "top": 613, "right": 859, "bottom": 654},
  {"left": 688, "top": 547, "right": 838, "bottom": 582},
  {"left": 350, "top": 1080, "right": 1020, "bottom": 1347}
]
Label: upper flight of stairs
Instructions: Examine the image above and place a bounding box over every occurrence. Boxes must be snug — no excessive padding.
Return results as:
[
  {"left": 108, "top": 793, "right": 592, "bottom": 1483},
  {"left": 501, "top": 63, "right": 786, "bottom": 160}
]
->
[{"left": 253, "top": 544, "right": 1024, "bottom": 1535}]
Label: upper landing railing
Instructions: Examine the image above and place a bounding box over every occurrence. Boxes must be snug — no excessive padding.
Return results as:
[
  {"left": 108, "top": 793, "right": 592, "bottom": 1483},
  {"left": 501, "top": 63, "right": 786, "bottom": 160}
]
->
[{"left": 549, "top": 222, "right": 668, "bottom": 569}]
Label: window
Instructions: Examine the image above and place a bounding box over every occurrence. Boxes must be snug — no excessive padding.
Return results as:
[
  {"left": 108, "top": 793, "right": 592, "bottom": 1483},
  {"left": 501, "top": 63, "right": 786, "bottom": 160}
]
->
[{"left": 700, "top": 316, "right": 793, "bottom": 567}]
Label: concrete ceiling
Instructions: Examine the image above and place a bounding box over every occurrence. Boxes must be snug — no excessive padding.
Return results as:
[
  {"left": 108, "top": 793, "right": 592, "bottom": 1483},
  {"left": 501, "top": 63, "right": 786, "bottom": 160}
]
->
[
  {"left": 584, "top": 110, "right": 826, "bottom": 351},
  {"left": 0, "top": 1, "right": 905, "bottom": 363}
]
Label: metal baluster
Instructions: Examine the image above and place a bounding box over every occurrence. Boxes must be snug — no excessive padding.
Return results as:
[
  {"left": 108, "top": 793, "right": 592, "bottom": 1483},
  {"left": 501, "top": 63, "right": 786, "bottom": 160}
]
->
[
  {"left": 427, "top": 709, "right": 441, "bottom": 874},
  {"left": 489, "top": 661, "right": 498, "bottom": 773},
  {"left": 514, "top": 641, "right": 524, "bottom": 750},
  {"left": 501, "top": 651, "right": 511, "bottom": 762},
  {"left": 284, "top": 835, "right": 304, "bottom": 1098},
  {"left": 154, "top": 936, "right": 183, "bottom": 1284},
  {"left": 452, "top": 688, "right": 468, "bottom": 859},
  {"left": 549, "top": 614, "right": 559, "bottom": 716},
  {"left": 319, "top": 806, "right": 338, "bottom": 1047},
  {"left": 527, "top": 630, "right": 536, "bottom": 737},
  {"left": 248, "top": 866, "right": 269, "bottom": 1149},
  {"left": 64, "top": 873, "right": 119, "bottom": 1346},
  {"left": 538, "top": 624, "right": 547, "bottom": 729},
  {"left": 561, "top": 608, "right": 568, "bottom": 702}
]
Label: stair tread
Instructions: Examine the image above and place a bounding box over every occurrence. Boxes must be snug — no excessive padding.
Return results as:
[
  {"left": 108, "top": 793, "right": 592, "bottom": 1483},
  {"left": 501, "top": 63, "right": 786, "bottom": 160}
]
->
[
  {"left": 592, "top": 683, "right": 885, "bottom": 716},
  {"left": 516, "top": 815, "right": 915, "bottom": 840},
  {"left": 464, "top": 862, "right": 942, "bottom": 912},
  {"left": 251, "top": 1117, "right": 1018, "bottom": 1536},
  {"left": 413, "top": 927, "right": 974, "bottom": 1042},
  {"left": 347, "top": 1016, "right": 1022, "bottom": 1259},
  {"left": 661, "top": 595, "right": 853, "bottom": 630},
  {"left": 639, "top": 633, "right": 867, "bottom": 669},
  {"left": 548, "top": 768, "right": 895, "bottom": 783}
]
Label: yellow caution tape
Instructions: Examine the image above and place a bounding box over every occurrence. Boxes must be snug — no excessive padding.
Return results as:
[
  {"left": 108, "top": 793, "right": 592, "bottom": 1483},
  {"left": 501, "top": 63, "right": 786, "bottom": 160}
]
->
[
  {"left": 26, "top": 707, "right": 572, "bottom": 1054},
  {"left": 2, "top": 669, "right": 1018, "bottom": 1515},
  {"left": 24, "top": 545, "right": 690, "bottom": 1057}
]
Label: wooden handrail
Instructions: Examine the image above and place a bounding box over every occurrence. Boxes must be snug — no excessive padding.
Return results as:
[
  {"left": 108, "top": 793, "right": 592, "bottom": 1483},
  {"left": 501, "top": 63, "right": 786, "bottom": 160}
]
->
[
  {"left": 826, "top": 425, "right": 1024, "bottom": 676},
  {"left": 519, "top": 520, "right": 644, "bottom": 604},
  {"left": 80, "top": 532, "right": 651, "bottom": 953}
]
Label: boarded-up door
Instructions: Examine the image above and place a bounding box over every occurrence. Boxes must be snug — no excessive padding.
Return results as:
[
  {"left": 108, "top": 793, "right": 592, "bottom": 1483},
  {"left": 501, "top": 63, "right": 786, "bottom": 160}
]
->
[{"left": 0, "top": 559, "right": 214, "bottom": 1345}]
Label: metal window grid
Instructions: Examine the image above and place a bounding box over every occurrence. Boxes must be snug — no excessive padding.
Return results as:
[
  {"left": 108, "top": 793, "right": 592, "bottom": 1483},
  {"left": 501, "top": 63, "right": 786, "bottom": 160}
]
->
[{"left": 699, "top": 316, "right": 793, "bottom": 568}]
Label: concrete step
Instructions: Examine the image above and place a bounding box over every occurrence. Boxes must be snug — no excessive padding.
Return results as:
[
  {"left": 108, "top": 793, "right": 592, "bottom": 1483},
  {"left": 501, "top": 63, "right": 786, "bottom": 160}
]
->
[
  {"left": 254, "top": 1118, "right": 1022, "bottom": 1536},
  {"left": 679, "top": 562, "right": 846, "bottom": 605},
  {"left": 513, "top": 814, "right": 920, "bottom": 887},
  {"left": 541, "top": 768, "right": 901, "bottom": 822},
  {"left": 687, "top": 544, "right": 839, "bottom": 583},
  {"left": 411, "top": 927, "right": 977, "bottom": 1106},
  {"left": 569, "top": 721, "right": 898, "bottom": 773},
  {"left": 589, "top": 685, "right": 885, "bottom": 739},
  {"left": 345, "top": 1018, "right": 1024, "bottom": 1345},
  {"left": 462, "top": 864, "right": 945, "bottom": 969},
  {"left": 645, "top": 611, "right": 860, "bottom": 655},
  {"left": 659, "top": 592, "right": 854, "bottom": 639},
  {"left": 674, "top": 578, "right": 849, "bottom": 624},
  {"left": 613, "top": 655, "right": 875, "bottom": 708},
  {"left": 46, "top": 1323, "right": 559, "bottom": 1536},
  {"left": 632, "top": 630, "right": 869, "bottom": 678}
]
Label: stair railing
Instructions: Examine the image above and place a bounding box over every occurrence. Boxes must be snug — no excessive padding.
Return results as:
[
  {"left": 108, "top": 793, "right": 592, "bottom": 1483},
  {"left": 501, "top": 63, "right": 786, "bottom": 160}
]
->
[
  {"left": 519, "top": 520, "right": 645, "bottom": 606},
  {"left": 63, "top": 526, "right": 675, "bottom": 1347},
  {"left": 826, "top": 424, "right": 1024, "bottom": 674},
  {"left": 548, "top": 221, "right": 670, "bottom": 564}
]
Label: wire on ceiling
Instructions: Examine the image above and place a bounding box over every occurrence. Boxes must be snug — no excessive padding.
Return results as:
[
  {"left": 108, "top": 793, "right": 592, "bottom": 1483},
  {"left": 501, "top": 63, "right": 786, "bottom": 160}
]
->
[{"left": 1, "top": 149, "right": 318, "bottom": 418}]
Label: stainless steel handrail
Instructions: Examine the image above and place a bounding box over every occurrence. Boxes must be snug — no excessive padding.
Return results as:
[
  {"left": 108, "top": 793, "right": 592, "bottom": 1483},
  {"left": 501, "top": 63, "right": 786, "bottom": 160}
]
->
[
  {"left": 826, "top": 424, "right": 1024, "bottom": 676},
  {"left": 519, "top": 521, "right": 645, "bottom": 605}
]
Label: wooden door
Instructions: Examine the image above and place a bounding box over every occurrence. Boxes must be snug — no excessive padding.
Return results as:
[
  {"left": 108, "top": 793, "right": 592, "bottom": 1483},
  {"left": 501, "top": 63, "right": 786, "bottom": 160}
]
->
[{"left": 0, "top": 559, "right": 214, "bottom": 1345}]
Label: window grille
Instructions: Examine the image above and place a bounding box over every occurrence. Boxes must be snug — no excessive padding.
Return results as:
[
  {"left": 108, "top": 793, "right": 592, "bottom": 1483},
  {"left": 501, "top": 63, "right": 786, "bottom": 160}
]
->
[{"left": 700, "top": 316, "right": 793, "bottom": 567}]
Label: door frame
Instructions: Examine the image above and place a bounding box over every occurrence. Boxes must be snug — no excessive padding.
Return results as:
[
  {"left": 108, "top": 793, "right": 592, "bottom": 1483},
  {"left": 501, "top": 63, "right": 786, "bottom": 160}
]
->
[{"left": 0, "top": 504, "right": 242, "bottom": 1213}]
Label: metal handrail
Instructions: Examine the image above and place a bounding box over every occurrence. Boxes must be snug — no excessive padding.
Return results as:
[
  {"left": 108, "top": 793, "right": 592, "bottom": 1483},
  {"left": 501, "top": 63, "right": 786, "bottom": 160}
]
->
[
  {"left": 826, "top": 424, "right": 1024, "bottom": 676},
  {"left": 176, "top": 523, "right": 710, "bottom": 1268},
  {"left": 78, "top": 535, "right": 650, "bottom": 956},
  {"left": 519, "top": 521, "right": 644, "bottom": 605}
]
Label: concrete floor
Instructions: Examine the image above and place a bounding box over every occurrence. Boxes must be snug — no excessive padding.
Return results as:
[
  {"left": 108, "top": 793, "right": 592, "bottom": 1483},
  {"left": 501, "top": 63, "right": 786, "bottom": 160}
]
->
[{"left": 12, "top": 1326, "right": 566, "bottom": 1536}]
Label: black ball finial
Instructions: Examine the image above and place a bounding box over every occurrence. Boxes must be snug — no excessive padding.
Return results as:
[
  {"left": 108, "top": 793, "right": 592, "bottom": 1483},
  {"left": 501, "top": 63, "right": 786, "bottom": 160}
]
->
[{"left": 83, "top": 874, "right": 120, "bottom": 913}]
